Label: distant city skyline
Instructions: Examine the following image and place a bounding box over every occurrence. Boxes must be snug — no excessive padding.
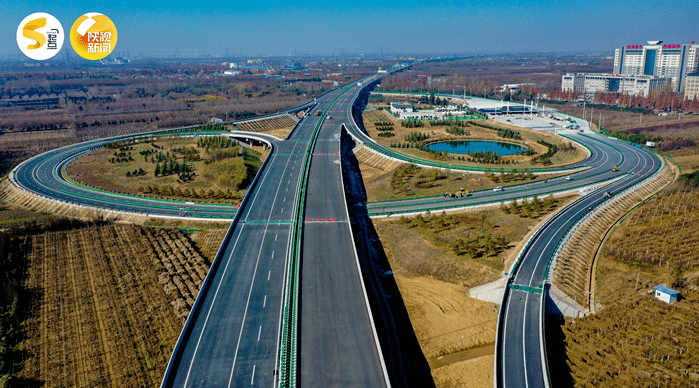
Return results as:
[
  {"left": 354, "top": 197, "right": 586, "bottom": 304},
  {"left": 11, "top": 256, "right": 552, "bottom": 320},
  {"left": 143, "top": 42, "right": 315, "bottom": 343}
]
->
[{"left": 1, "top": 0, "right": 698, "bottom": 58}]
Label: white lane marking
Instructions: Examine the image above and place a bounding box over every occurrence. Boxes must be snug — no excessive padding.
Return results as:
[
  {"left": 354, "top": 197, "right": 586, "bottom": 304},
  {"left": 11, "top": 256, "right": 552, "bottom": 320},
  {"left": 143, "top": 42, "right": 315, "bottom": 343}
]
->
[
  {"left": 281, "top": 208, "right": 284, "bottom": 213},
  {"left": 250, "top": 365, "right": 256, "bottom": 385},
  {"left": 283, "top": 197, "right": 286, "bottom": 202},
  {"left": 258, "top": 325, "right": 262, "bottom": 341},
  {"left": 286, "top": 188, "right": 288, "bottom": 193},
  {"left": 522, "top": 292, "right": 530, "bottom": 388},
  {"left": 182, "top": 226, "right": 247, "bottom": 387},
  {"left": 271, "top": 251, "right": 275, "bottom": 259},
  {"left": 263, "top": 295, "right": 267, "bottom": 307},
  {"left": 226, "top": 226, "right": 269, "bottom": 388},
  {"left": 268, "top": 271, "right": 271, "bottom": 280}
]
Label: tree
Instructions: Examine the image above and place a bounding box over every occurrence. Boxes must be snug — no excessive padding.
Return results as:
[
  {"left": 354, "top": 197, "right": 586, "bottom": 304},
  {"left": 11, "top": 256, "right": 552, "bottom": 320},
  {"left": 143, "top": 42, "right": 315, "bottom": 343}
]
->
[{"left": 154, "top": 162, "right": 161, "bottom": 176}]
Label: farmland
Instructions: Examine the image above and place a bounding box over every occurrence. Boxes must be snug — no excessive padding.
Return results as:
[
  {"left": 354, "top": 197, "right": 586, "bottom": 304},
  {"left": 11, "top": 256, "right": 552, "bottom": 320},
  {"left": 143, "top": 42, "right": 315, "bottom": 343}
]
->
[
  {"left": 554, "top": 182, "right": 699, "bottom": 387},
  {"left": 0, "top": 219, "right": 219, "bottom": 387}
]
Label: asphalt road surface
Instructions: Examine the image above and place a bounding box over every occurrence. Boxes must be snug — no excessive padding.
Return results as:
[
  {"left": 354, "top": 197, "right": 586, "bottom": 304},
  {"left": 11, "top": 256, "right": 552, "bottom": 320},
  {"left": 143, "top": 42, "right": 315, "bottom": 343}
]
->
[
  {"left": 11, "top": 74, "right": 662, "bottom": 387},
  {"left": 496, "top": 138, "right": 660, "bottom": 388}
]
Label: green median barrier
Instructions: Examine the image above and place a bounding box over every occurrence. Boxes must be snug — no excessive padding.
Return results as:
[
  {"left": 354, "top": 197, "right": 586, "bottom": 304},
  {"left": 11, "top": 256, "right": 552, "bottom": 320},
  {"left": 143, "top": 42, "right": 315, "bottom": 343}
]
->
[{"left": 279, "top": 89, "right": 347, "bottom": 388}]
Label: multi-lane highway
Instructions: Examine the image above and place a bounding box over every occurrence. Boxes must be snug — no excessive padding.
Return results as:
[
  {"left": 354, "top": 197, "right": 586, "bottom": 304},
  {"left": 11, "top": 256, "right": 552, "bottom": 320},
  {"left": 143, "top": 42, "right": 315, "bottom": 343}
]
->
[
  {"left": 10, "top": 74, "right": 664, "bottom": 387},
  {"left": 157, "top": 78, "right": 390, "bottom": 387}
]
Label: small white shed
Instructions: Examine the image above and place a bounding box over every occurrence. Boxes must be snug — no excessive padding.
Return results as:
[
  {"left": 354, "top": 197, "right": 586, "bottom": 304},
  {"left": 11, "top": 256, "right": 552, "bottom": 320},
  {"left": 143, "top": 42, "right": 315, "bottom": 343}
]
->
[{"left": 653, "top": 285, "right": 679, "bottom": 304}]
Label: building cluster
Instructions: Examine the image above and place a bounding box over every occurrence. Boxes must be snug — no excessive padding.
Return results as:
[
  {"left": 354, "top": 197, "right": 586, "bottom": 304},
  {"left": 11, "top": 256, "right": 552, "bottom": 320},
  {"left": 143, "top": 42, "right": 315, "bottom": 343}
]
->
[
  {"left": 562, "top": 40, "right": 699, "bottom": 100},
  {"left": 389, "top": 100, "right": 467, "bottom": 120}
]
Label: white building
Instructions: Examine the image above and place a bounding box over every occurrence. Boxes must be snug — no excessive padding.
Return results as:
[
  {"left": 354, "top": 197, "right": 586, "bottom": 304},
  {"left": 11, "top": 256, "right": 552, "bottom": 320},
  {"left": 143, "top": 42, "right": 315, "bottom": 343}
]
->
[
  {"left": 613, "top": 40, "right": 699, "bottom": 92},
  {"left": 390, "top": 100, "right": 414, "bottom": 114},
  {"left": 653, "top": 285, "right": 680, "bottom": 304},
  {"left": 562, "top": 73, "right": 671, "bottom": 97},
  {"left": 684, "top": 73, "right": 699, "bottom": 101}
]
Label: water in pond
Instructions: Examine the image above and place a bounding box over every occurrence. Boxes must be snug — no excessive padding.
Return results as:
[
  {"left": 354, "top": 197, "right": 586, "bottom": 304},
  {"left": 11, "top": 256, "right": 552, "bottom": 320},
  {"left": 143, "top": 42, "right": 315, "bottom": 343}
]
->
[{"left": 426, "top": 140, "right": 524, "bottom": 155}]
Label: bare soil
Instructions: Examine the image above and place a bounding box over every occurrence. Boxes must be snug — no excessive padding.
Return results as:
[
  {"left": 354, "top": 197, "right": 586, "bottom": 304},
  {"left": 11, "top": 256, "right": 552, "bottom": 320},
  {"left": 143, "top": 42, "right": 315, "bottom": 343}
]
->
[{"left": 431, "top": 355, "right": 495, "bottom": 388}]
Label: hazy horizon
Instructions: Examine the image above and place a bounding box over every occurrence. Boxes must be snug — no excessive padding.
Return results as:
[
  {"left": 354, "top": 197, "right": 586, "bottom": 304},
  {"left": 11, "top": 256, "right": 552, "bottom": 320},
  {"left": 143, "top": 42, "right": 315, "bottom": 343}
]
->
[{"left": 2, "top": 0, "right": 698, "bottom": 59}]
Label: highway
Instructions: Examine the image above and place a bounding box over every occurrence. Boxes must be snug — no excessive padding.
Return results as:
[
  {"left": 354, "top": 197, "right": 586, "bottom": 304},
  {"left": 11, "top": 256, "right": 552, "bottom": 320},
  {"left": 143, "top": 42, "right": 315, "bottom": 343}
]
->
[
  {"left": 10, "top": 73, "right": 664, "bottom": 387},
  {"left": 11, "top": 130, "right": 283, "bottom": 220},
  {"left": 497, "top": 137, "right": 661, "bottom": 388},
  {"left": 339, "top": 87, "right": 663, "bottom": 387},
  {"left": 363, "top": 131, "right": 623, "bottom": 216},
  {"left": 298, "top": 84, "right": 389, "bottom": 387}
]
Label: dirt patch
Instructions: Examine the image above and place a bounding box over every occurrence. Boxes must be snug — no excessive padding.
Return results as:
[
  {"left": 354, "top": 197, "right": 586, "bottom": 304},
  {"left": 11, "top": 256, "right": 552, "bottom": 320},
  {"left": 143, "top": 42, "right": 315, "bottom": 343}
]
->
[
  {"left": 431, "top": 355, "right": 494, "bottom": 388},
  {"left": 259, "top": 125, "right": 296, "bottom": 140},
  {"left": 667, "top": 146, "right": 699, "bottom": 174},
  {"left": 394, "top": 276, "right": 498, "bottom": 359}
]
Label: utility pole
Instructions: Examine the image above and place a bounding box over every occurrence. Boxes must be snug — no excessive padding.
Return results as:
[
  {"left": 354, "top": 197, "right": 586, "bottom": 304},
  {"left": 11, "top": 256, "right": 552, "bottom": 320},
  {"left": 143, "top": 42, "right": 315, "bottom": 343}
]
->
[{"left": 635, "top": 272, "right": 641, "bottom": 291}]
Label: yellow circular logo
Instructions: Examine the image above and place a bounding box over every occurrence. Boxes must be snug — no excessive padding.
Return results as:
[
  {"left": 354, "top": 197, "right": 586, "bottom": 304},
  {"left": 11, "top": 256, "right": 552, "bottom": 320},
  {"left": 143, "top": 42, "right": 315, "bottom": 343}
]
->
[{"left": 69, "top": 13, "right": 117, "bottom": 60}]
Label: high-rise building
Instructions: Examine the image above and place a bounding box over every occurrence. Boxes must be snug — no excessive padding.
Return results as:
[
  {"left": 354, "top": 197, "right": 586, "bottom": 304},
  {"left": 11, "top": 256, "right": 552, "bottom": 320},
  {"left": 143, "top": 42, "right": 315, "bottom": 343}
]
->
[
  {"left": 613, "top": 41, "right": 699, "bottom": 92},
  {"left": 684, "top": 73, "right": 699, "bottom": 101}
]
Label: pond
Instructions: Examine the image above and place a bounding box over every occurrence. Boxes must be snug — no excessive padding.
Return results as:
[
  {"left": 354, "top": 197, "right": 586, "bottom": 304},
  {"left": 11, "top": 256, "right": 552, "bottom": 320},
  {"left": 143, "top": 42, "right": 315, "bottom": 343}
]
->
[{"left": 425, "top": 140, "right": 525, "bottom": 156}]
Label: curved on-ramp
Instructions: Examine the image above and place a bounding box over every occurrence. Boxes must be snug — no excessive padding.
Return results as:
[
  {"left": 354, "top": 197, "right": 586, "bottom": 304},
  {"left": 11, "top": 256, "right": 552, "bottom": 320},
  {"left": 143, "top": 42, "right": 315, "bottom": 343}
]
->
[{"left": 9, "top": 71, "right": 666, "bottom": 387}]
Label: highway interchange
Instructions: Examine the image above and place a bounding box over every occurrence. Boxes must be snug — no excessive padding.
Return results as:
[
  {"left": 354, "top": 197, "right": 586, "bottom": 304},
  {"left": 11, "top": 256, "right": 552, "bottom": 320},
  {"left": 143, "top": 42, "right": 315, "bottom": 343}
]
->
[{"left": 10, "top": 74, "right": 664, "bottom": 387}]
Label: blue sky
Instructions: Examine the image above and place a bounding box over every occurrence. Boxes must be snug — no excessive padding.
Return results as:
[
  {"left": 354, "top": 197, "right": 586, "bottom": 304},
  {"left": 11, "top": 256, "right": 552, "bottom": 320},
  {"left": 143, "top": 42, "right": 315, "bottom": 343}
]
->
[{"left": 1, "top": 0, "right": 698, "bottom": 57}]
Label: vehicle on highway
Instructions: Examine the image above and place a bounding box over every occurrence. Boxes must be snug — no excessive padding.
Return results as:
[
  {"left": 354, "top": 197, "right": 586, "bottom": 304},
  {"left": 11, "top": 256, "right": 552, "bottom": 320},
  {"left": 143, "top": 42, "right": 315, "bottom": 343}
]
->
[
  {"left": 444, "top": 187, "right": 471, "bottom": 198},
  {"left": 565, "top": 176, "right": 573, "bottom": 180},
  {"left": 612, "top": 165, "right": 618, "bottom": 172},
  {"left": 493, "top": 186, "right": 503, "bottom": 192}
]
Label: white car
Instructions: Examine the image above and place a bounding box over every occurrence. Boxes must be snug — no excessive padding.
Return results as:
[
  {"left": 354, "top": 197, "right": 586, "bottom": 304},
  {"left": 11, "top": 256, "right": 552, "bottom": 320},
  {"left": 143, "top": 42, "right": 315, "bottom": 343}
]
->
[
  {"left": 493, "top": 186, "right": 503, "bottom": 192},
  {"left": 565, "top": 176, "right": 573, "bottom": 180}
]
